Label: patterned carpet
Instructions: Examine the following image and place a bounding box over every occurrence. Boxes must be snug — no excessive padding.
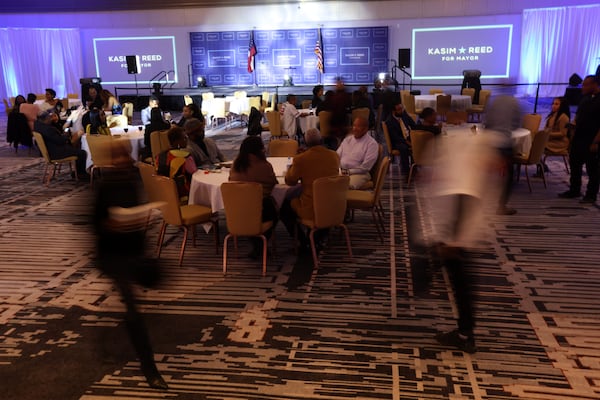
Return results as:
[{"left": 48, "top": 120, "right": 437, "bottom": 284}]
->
[{"left": 1, "top": 107, "right": 600, "bottom": 400}]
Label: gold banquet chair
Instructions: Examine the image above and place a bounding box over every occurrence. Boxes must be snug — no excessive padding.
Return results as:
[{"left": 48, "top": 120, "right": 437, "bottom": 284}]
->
[
  {"left": 151, "top": 174, "right": 219, "bottom": 267},
  {"left": 32, "top": 131, "right": 78, "bottom": 185},
  {"left": 513, "top": 130, "right": 550, "bottom": 192},
  {"left": 85, "top": 134, "right": 118, "bottom": 188},
  {"left": 297, "top": 175, "right": 352, "bottom": 268},
  {"left": 221, "top": 182, "right": 274, "bottom": 276},
  {"left": 347, "top": 156, "right": 390, "bottom": 242},
  {"left": 268, "top": 139, "right": 298, "bottom": 157},
  {"left": 407, "top": 130, "right": 434, "bottom": 185},
  {"left": 149, "top": 129, "right": 170, "bottom": 164},
  {"left": 522, "top": 113, "right": 542, "bottom": 135},
  {"left": 467, "top": 89, "right": 491, "bottom": 122},
  {"left": 265, "top": 110, "right": 288, "bottom": 140}
]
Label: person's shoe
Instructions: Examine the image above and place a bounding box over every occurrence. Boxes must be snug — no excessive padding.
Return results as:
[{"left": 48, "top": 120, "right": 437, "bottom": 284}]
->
[
  {"left": 580, "top": 196, "right": 596, "bottom": 204},
  {"left": 146, "top": 374, "right": 169, "bottom": 390},
  {"left": 558, "top": 190, "right": 581, "bottom": 199},
  {"left": 435, "top": 329, "right": 477, "bottom": 354},
  {"left": 496, "top": 206, "right": 517, "bottom": 215}
]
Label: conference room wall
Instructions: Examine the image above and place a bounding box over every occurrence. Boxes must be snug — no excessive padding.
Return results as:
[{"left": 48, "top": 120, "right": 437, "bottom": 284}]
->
[{"left": 1, "top": 0, "right": 588, "bottom": 96}]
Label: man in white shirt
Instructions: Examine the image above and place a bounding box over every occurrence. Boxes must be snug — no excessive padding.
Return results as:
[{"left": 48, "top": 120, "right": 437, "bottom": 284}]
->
[
  {"left": 336, "top": 117, "right": 379, "bottom": 189},
  {"left": 141, "top": 96, "right": 161, "bottom": 125},
  {"left": 280, "top": 94, "right": 307, "bottom": 139}
]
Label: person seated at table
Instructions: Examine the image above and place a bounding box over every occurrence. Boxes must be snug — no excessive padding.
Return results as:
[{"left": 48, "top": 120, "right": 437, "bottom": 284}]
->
[
  {"left": 142, "top": 107, "right": 171, "bottom": 159},
  {"left": 414, "top": 107, "right": 442, "bottom": 136},
  {"left": 100, "top": 89, "right": 122, "bottom": 115},
  {"left": 336, "top": 117, "right": 379, "bottom": 189},
  {"left": 386, "top": 99, "right": 416, "bottom": 176},
  {"left": 184, "top": 117, "right": 226, "bottom": 167},
  {"left": 176, "top": 103, "right": 202, "bottom": 127},
  {"left": 20, "top": 93, "right": 41, "bottom": 131},
  {"left": 141, "top": 95, "right": 161, "bottom": 126},
  {"left": 280, "top": 94, "right": 308, "bottom": 139},
  {"left": 86, "top": 86, "right": 104, "bottom": 110},
  {"left": 311, "top": 85, "right": 324, "bottom": 109},
  {"left": 7, "top": 95, "right": 31, "bottom": 149},
  {"left": 280, "top": 128, "right": 340, "bottom": 250},
  {"left": 155, "top": 127, "right": 197, "bottom": 201},
  {"left": 330, "top": 77, "right": 353, "bottom": 142},
  {"left": 86, "top": 108, "right": 111, "bottom": 135},
  {"left": 229, "top": 136, "right": 278, "bottom": 259},
  {"left": 352, "top": 89, "right": 375, "bottom": 129},
  {"left": 34, "top": 110, "right": 89, "bottom": 179},
  {"left": 542, "top": 96, "right": 571, "bottom": 172},
  {"left": 38, "top": 88, "right": 64, "bottom": 113}
]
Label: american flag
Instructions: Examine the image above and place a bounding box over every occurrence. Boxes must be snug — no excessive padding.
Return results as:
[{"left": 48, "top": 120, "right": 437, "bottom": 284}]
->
[
  {"left": 315, "top": 28, "right": 324, "bottom": 74},
  {"left": 247, "top": 30, "right": 257, "bottom": 73}
]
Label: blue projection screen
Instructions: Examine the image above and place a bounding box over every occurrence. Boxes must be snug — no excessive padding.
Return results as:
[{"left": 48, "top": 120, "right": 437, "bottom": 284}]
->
[
  {"left": 190, "top": 27, "right": 388, "bottom": 86},
  {"left": 411, "top": 25, "right": 513, "bottom": 80},
  {"left": 93, "top": 36, "right": 178, "bottom": 85}
]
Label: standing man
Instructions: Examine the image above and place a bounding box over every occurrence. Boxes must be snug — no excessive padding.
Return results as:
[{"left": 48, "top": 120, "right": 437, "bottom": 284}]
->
[
  {"left": 336, "top": 117, "right": 379, "bottom": 189},
  {"left": 559, "top": 75, "right": 600, "bottom": 204}
]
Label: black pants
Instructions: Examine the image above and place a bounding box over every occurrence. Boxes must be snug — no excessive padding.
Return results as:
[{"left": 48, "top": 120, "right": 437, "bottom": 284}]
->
[
  {"left": 569, "top": 146, "right": 599, "bottom": 199},
  {"left": 498, "top": 147, "right": 514, "bottom": 208}
]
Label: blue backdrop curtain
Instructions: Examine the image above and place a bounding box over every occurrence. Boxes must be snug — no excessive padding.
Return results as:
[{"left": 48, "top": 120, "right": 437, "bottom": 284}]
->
[
  {"left": 519, "top": 4, "right": 600, "bottom": 97},
  {"left": 0, "top": 28, "right": 82, "bottom": 103}
]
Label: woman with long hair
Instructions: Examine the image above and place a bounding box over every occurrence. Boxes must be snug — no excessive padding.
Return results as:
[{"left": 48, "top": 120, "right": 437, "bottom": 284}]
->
[
  {"left": 545, "top": 96, "right": 571, "bottom": 153},
  {"left": 229, "top": 136, "right": 278, "bottom": 259},
  {"left": 177, "top": 103, "right": 203, "bottom": 127},
  {"left": 86, "top": 108, "right": 111, "bottom": 135}
]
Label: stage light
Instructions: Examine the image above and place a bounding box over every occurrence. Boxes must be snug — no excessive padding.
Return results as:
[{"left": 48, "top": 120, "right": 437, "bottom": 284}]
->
[
  {"left": 378, "top": 72, "right": 386, "bottom": 81},
  {"left": 196, "top": 76, "right": 207, "bottom": 88},
  {"left": 283, "top": 74, "right": 294, "bottom": 86}
]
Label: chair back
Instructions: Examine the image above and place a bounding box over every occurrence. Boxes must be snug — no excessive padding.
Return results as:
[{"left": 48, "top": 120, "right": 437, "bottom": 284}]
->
[
  {"left": 381, "top": 121, "right": 394, "bottom": 155},
  {"left": 249, "top": 96, "right": 262, "bottom": 112},
  {"left": 461, "top": 88, "right": 475, "bottom": 102},
  {"left": 137, "top": 162, "right": 162, "bottom": 203},
  {"left": 527, "top": 130, "right": 550, "bottom": 164},
  {"left": 410, "top": 130, "right": 435, "bottom": 165},
  {"left": 370, "top": 144, "right": 384, "bottom": 183},
  {"left": 436, "top": 94, "right": 452, "bottom": 117},
  {"left": 150, "top": 129, "right": 170, "bottom": 163},
  {"left": 351, "top": 107, "right": 370, "bottom": 124},
  {"left": 445, "top": 111, "right": 468, "bottom": 125},
  {"left": 67, "top": 93, "right": 79, "bottom": 99},
  {"left": 86, "top": 134, "right": 114, "bottom": 167},
  {"left": 403, "top": 94, "right": 416, "bottom": 114},
  {"left": 374, "top": 103, "right": 384, "bottom": 134},
  {"left": 60, "top": 97, "right": 68, "bottom": 110},
  {"left": 523, "top": 113, "right": 542, "bottom": 134},
  {"left": 318, "top": 110, "right": 332, "bottom": 137},
  {"left": 3, "top": 98, "right": 12, "bottom": 115},
  {"left": 32, "top": 131, "right": 51, "bottom": 162},
  {"left": 221, "top": 182, "right": 264, "bottom": 236},
  {"left": 372, "top": 156, "right": 390, "bottom": 204},
  {"left": 202, "top": 92, "right": 214, "bottom": 101},
  {"left": 312, "top": 175, "right": 350, "bottom": 229},
  {"left": 268, "top": 139, "right": 298, "bottom": 157},
  {"left": 478, "top": 90, "right": 491, "bottom": 106},
  {"left": 150, "top": 174, "right": 183, "bottom": 225},
  {"left": 429, "top": 88, "right": 444, "bottom": 95},
  {"left": 301, "top": 99, "right": 312, "bottom": 109},
  {"left": 184, "top": 95, "right": 193, "bottom": 105},
  {"left": 265, "top": 110, "right": 283, "bottom": 137}
]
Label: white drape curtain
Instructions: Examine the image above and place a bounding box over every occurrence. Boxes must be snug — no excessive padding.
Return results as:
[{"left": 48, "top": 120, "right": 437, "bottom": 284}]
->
[
  {"left": 0, "top": 28, "right": 82, "bottom": 102},
  {"left": 519, "top": 4, "right": 600, "bottom": 97}
]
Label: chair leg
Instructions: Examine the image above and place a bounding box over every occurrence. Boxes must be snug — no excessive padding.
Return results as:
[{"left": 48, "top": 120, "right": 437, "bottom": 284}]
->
[
  {"left": 308, "top": 228, "right": 319, "bottom": 268},
  {"left": 179, "top": 226, "right": 189, "bottom": 267},
  {"left": 539, "top": 163, "right": 547, "bottom": 188},
  {"left": 213, "top": 217, "right": 220, "bottom": 255},
  {"left": 261, "top": 235, "right": 267, "bottom": 276},
  {"left": 341, "top": 224, "right": 353, "bottom": 258},
  {"left": 372, "top": 209, "right": 383, "bottom": 243},
  {"left": 563, "top": 155, "right": 570, "bottom": 173},
  {"left": 156, "top": 221, "right": 167, "bottom": 258},
  {"left": 525, "top": 165, "right": 532, "bottom": 192},
  {"left": 407, "top": 164, "right": 416, "bottom": 185},
  {"left": 223, "top": 233, "right": 231, "bottom": 274}
]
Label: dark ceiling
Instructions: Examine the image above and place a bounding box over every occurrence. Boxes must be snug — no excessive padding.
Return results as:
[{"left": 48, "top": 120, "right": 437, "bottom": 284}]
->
[{"left": 0, "top": 0, "right": 367, "bottom": 14}]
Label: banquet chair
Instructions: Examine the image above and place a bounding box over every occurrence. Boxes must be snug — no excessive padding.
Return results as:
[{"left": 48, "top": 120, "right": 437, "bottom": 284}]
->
[
  {"left": 382, "top": 121, "right": 400, "bottom": 164},
  {"left": 221, "top": 182, "right": 273, "bottom": 276},
  {"left": 3, "top": 99, "right": 12, "bottom": 116},
  {"left": 513, "top": 130, "right": 550, "bottom": 192},
  {"left": 359, "top": 143, "right": 384, "bottom": 190},
  {"left": 461, "top": 88, "right": 475, "bottom": 102},
  {"left": 121, "top": 102, "right": 134, "bottom": 124},
  {"left": 301, "top": 99, "right": 312, "bottom": 109},
  {"left": 268, "top": 139, "right": 298, "bottom": 157},
  {"left": 402, "top": 93, "right": 418, "bottom": 115},
  {"left": 296, "top": 175, "right": 352, "bottom": 268},
  {"left": 543, "top": 145, "right": 570, "bottom": 174},
  {"left": 522, "top": 113, "right": 542, "bottom": 134},
  {"left": 106, "top": 114, "right": 128, "bottom": 128},
  {"left": 60, "top": 98, "right": 69, "bottom": 110},
  {"left": 151, "top": 174, "right": 219, "bottom": 267},
  {"left": 184, "top": 95, "right": 193, "bottom": 105},
  {"left": 351, "top": 107, "right": 370, "bottom": 124},
  {"left": 137, "top": 162, "right": 165, "bottom": 233},
  {"left": 265, "top": 110, "right": 288, "bottom": 140},
  {"left": 211, "top": 98, "right": 229, "bottom": 128},
  {"left": 429, "top": 88, "right": 444, "bottom": 95},
  {"left": 467, "top": 89, "right": 491, "bottom": 121},
  {"left": 318, "top": 110, "right": 332, "bottom": 138},
  {"left": 407, "top": 130, "right": 434, "bottom": 185},
  {"left": 67, "top": 93, "right": 79, "bottom": 99},
  {"left": 32, "top": 131, "right": 78, "bottom": 185},
  {"left": 261, "top": 91, "right": 273, "bottom": 112},
  {"left": 150, "top": 129, "right": 170, "bottom": 164},
  {"left": 347, "top": 156, "right": 390, "bottom": 242},
  {"left": 445, "top": 111, "right": 468, "bottom": 125},
  {"left": 86, "top": 134, "right": 117, "bottom": 189},
  {"left": 436, "top": 94, "right": 452, "bottom": 121}
]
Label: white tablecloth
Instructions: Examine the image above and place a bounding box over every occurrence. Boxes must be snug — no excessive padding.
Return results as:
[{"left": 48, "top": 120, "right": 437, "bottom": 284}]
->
[
  {"left": 444, "top": 124, "right": 532, "bottom": 156},
  {"left": 298, "top": 109, "right": 318, "bottom": 133},
  {"left": 415, "top": 94, "right": 472, "bottom": 111},
  {"left": 81, "top": 126, "right": 145, "bottom": 170},
  {"left": 188, "top": 157, "right": 291, "bottom": 212}
]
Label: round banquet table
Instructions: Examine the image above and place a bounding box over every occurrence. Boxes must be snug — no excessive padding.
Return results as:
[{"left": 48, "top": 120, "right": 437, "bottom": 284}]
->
[
  {"left": 415, "top": 94, "right": 472, "bottom": 111},
  {"left": 444, "top": 124, "right": 532, "bottom": 156},
  {"left": 298, "top": 109, "right": 319, "bottom": 134},
  {"left": 81, "top": 125, "right": 145, "bottom": 170}
]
